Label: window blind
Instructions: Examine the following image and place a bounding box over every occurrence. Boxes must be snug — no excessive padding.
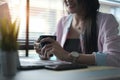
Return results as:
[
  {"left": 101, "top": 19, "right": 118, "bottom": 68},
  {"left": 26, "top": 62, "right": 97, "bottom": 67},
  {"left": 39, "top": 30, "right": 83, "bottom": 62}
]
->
[
  {"left": 6, "top": 0, "right": 64, "bottom": 41},
  {"left": 6, "top": 0, "right": 26, "bottom": 40},
  {"left": 5, "top": 0, "right": 120, "bottom": 42},
  {"left": 29, "top": 0, "right": 64, "bottom": 41}
]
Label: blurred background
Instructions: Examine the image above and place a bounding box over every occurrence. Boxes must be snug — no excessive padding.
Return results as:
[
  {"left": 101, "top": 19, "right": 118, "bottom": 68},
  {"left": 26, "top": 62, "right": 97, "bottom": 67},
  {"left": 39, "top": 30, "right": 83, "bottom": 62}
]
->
[{"left": 0, "top": 0, "right": 120, "bottom": 55}]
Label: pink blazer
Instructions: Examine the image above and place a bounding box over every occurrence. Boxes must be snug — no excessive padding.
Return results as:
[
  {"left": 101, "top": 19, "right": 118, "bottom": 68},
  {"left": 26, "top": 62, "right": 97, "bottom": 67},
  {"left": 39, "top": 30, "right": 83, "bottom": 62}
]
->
[{"left": 55, "top": 12, "right": 120, "bottom": 67}]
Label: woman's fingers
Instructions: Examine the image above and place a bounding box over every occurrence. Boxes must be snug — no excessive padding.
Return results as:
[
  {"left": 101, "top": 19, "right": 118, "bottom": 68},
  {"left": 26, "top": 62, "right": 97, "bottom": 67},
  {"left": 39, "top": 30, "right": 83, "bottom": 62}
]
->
[
  {"left": 34, "top": 42, "right": 39, "bottom": 49},
  {"left": 34, "top": 42, "right": 41, "bottom": 54},
  {"left": 40, "top": 37, "right": 58, "bottom": 59},
  {"left": 45, "top": 47, "right": 53, "bottom": 58},
  {"left": 40, "top": 37, "right": 55, "bottom": 43},
  {"left": 39, "top": 55, "right": 49, "bottom": 60},
  {"left": 41, "top": 43, "right": 54, "bottom": 58},
  {"left": 34, "top": 38, "right": 55, "bottom": 59},
  {"left": 46, "top": 49, "right": 55, "bottom": 58}
]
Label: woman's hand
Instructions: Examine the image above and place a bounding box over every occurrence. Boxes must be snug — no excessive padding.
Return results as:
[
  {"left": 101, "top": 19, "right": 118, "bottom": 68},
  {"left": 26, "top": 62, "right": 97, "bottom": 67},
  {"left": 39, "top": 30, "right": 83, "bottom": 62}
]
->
[
  {"left": 40, "top": 37, "right": 70, "bottom": 61},
  {"left": 34, "top": 40, "right": 49, "bottom": 60}
]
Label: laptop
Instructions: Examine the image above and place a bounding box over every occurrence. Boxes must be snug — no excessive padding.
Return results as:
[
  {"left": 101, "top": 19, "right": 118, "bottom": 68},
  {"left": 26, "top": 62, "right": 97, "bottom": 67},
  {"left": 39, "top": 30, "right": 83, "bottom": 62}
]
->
[
  {"left": 17, "top": 52, "right": 88, "bottom": 70},
  {"left": 17, "top": 53, "right": 72, "bottom": 70}
]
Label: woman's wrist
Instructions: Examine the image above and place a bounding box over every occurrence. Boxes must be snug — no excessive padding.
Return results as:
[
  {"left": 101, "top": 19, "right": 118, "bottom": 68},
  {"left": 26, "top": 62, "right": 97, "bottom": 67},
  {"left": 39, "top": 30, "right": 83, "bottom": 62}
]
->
[
  {"left": 63, "top": 52, "right": 96, "bottom": 65},
  {"left": 65, "top": 52, "right": 81, "bottom": 64},
  {"left": 57, "top": 51, "right": 71, "bottom": 61},
  {"left": 59, "top": 52, "right": 76, "bottom": 62},
  {"left": 77, "top": 54, "right": 95, "bottom": 65}
]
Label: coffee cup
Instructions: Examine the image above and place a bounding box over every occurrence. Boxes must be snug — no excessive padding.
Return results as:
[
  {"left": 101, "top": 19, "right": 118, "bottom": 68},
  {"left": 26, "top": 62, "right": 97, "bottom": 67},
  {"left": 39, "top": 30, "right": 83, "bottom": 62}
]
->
[{"left": 39, "top": 35, "right": 56, "bottom": 48}]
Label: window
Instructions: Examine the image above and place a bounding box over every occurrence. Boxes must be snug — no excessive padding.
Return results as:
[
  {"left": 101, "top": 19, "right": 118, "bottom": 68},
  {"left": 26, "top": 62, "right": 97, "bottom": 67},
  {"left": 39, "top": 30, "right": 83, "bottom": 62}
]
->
[
  {"left": 3, "top": 0, "right": 65, "bottom": 56},
  {"left": 6, "top": 0, "right": 64, "bottom": 40},
  {"left": 29, "top": 0, "right": 64, "bottom": 40},
  {"left": 6, "top": 0, "right": 65, "bottom": 46},
  {"left": 1, "top": 0, "right": 120, "bottom": 56},
  {"left": 4, "top": 0, "right": 120, "bottom": 49},
  {"left": 5, "top": 0, "right": 26, "bottom": 40}
]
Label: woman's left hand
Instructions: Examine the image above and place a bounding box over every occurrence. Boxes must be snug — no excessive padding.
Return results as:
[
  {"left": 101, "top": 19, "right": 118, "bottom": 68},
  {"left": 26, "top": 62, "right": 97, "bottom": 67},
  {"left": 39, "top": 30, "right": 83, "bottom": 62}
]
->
[{"left": 40, "top": 37, "right": 69, "bottom": 60}]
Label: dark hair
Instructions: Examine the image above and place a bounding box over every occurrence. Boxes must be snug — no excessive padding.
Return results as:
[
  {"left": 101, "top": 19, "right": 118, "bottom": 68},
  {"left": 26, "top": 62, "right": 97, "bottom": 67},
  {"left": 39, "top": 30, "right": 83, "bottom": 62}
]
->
[
  {"left": 64, "top": 0, "right": 100, "bottom": 53},
  {"left": 77, "top": 0, "right": 100, "bottom": 54}
]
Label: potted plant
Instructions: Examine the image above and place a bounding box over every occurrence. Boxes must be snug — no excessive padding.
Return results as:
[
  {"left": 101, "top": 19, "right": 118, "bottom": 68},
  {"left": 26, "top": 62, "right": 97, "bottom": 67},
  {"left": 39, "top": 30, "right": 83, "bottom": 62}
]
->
[{"left": 0, "top": 18, "right": 20, "bottom": 76}]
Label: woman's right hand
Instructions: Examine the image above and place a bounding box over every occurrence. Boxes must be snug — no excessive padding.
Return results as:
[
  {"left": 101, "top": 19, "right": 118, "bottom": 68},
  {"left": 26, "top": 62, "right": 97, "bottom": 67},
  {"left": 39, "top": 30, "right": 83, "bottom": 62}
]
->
[{"left": 34, "top": 40, "right": 49, "bottom": 60}]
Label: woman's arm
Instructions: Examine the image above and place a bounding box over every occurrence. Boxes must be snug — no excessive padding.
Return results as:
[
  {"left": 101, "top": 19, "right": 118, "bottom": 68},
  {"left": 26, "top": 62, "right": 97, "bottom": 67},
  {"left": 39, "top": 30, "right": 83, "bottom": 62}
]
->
[{"left": 95, "top": 13, "right": 120, "bottom": 67}]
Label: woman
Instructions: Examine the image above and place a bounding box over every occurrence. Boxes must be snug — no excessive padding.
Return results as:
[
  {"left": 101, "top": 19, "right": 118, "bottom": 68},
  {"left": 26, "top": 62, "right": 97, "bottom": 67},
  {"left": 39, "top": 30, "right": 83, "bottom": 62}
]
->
[{"left": 34, "top": 0, "right": 120, "bottom": 67}]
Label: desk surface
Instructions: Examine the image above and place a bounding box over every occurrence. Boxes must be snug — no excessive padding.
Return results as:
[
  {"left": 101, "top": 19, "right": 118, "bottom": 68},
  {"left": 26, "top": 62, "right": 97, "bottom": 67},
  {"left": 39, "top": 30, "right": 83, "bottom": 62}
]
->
[
  {"left": 1, "top": 66, "right": 120, "bottom": 80},
  {"left": 1, "top": 50, "right": 120, "bottom": 80},
  {"left": 0, "top": 52, "right": 120, "bottom": 80}
]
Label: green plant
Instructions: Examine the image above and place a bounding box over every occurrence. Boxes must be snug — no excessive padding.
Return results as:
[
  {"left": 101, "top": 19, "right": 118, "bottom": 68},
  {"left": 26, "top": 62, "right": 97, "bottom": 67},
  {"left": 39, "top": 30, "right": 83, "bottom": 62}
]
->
[{"left": 0, "top": 18, "right": 20, "bottom": 51}]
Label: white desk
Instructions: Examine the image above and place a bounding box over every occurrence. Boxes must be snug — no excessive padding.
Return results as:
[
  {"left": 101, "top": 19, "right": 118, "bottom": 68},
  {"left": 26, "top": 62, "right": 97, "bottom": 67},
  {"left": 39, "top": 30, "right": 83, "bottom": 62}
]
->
[
  {"left": 0, "top": 66, "right": 120, "bottom": 80},
  {"left": 1, "top": 50, "right": 120, "bottom": 80}
]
